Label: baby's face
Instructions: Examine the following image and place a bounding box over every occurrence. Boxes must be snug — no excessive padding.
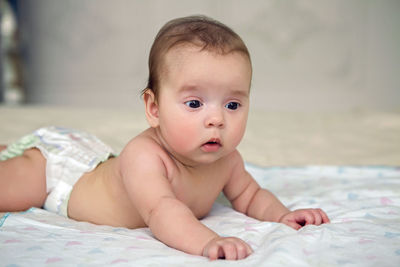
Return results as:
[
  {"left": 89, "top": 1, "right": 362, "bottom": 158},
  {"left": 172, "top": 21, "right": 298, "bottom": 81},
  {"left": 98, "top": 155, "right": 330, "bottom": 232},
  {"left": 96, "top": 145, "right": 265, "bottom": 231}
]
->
[{"left": 155, "top": 45, "right": 252, "bottom": 166}]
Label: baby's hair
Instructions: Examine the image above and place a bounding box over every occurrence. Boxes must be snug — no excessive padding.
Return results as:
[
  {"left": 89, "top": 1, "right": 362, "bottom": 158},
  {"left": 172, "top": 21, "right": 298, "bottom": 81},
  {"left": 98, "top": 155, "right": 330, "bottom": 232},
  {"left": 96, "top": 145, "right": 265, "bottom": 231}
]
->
[{"left": 142, "top": 15, "right": 251, "bottom": 99}]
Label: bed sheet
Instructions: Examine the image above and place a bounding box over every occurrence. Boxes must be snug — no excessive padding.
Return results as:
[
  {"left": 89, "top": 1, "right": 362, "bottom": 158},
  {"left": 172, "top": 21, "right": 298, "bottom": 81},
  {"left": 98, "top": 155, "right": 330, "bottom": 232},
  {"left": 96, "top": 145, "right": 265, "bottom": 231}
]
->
[{"left": 1, "top": 165, "right": 400, "bottom": 266}]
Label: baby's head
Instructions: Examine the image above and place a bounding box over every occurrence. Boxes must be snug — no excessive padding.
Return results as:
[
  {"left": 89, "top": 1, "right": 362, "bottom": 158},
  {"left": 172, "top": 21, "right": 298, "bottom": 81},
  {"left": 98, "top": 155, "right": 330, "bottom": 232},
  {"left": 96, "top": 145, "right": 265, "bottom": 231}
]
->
[{"left": 142, "top": 15, "right": 251, "bottom": 100}]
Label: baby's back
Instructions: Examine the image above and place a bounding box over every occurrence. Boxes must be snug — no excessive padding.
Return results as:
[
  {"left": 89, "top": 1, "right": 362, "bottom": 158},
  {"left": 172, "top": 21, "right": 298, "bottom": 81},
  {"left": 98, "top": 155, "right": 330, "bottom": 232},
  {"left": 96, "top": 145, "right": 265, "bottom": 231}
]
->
[{"left": 67, "top": 156, "right": 146, "bottom": 228}]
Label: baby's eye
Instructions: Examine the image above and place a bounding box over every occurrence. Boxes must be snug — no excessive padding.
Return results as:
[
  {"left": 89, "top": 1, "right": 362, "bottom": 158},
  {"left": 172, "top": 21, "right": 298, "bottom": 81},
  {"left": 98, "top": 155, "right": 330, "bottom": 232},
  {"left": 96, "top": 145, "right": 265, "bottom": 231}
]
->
[
  {"left": 225, "top": 102, "right": 240, "bottom": 110},
  {"left": 185, "top": 100, "right": 202, "bottom": 109}
]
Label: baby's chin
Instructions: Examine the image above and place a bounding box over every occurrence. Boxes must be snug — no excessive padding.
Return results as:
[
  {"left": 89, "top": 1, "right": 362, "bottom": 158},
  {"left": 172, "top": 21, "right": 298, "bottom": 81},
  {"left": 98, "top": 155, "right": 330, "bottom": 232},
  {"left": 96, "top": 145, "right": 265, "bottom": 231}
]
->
[
  {"left": 172, "top": 152, "right": 223, "bottom": 168},
  {"left": 193, "top": 150, "right": 237, "bottom": 167}
]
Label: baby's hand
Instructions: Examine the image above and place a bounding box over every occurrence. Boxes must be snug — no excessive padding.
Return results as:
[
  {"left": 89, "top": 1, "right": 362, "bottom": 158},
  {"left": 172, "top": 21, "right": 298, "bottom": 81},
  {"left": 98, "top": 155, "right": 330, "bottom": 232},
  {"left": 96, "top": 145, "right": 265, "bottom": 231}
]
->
[
  {"left": 279, "top": 208, "right": 330, "bottom": 230},
  {"left": 202, "top": 236, "right": 253, "bottom": 260}
]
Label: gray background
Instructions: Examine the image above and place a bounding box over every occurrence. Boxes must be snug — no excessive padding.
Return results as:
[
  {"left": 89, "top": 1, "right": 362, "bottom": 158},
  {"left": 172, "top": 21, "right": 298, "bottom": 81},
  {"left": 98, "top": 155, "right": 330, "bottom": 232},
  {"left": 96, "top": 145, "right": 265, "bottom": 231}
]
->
[{"left": 17, "top": 0, "right": 400, "bottom": 111}]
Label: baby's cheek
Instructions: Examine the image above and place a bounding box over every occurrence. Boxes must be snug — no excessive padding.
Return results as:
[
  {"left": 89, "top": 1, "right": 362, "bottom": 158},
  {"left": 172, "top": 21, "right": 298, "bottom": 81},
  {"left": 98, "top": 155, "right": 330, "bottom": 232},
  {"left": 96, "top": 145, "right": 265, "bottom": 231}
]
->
[
  {"left": 172, "top": 129, "right": 194, "bottom": 147},
  {"left": 232, "top": 123, "right": 247, "bottom": 146},
  {"left": 165, "top": 120, "right": 199, "bottom": 148}
]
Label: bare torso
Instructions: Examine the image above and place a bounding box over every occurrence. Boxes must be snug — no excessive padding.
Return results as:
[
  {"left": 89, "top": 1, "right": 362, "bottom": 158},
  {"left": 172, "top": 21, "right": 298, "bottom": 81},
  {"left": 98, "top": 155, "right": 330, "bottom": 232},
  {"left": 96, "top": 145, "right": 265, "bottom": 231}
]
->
[
  {"left": 67, "top": 129, "right": 234, "bottom": 229},
  {"left": 67, "top": 157, "right": 142, "bottom": 228}
]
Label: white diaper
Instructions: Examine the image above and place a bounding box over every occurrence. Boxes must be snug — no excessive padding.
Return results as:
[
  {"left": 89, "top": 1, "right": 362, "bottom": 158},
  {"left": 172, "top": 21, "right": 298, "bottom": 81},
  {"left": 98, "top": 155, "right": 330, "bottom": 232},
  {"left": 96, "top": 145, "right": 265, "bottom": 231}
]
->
[{"left": 0, "top": 126, "right": 114, "bottom": 217}]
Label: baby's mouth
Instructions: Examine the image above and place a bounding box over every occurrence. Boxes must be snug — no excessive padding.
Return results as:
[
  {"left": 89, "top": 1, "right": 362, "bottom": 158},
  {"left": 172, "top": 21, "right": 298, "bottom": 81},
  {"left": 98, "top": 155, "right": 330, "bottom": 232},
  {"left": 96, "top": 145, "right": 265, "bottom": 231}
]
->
[{"left": 201, "top": 138, "right": 222, "bottom": 152}]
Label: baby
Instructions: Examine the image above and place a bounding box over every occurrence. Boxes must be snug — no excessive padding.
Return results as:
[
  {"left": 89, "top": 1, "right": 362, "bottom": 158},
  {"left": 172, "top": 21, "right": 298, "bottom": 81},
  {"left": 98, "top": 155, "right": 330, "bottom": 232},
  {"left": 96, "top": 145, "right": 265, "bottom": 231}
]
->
[{"left": 0, "top": 15, "right": 329, "bottom": 260}]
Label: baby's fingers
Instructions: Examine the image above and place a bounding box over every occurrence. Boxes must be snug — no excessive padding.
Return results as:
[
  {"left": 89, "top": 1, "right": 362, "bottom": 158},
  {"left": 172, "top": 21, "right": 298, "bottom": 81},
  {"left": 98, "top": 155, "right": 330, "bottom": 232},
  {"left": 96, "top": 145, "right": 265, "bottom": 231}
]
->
[
  {"left": 205, "top": 243, "right": 224, "bottom": 261},
  {"left": 222, "top": 240, "right": 252, "bottom": 260},
  {"left": 203, "top": 237, "right": 252, "bottom": 260},
  {"left": 300, "top": 211, "right": 316, "bottom": 226},
  {"left": 221, "top": 242, "right": 238, "bottom": 260},
  {"left": 317, "top": 208, "right": 330, "bottom": 223},
  {"left": 284, "top": 220, "right": 303, "bottom": 230},
  {"left": 313, "top": 211, "right": 323, "bottom": 225},
  {"left": 297, "top": 209, "right": 330, "bottom": 226},
  {"left": 306, "top": 209, "right": 330, "bottom": 226},
  {"left": 234, "top": 240, "right": 253, "bottom": 260}
]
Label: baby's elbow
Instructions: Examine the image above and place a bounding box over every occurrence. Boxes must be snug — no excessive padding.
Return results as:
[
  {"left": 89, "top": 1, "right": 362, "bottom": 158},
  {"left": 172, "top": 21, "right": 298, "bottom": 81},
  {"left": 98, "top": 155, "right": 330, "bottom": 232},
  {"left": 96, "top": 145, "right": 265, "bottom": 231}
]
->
[
  {"left": 230, "top": 184, "right": 261, "bottom": 216},
  {"left": 231, "top": 198, "right": 249, "bottom": 215}
]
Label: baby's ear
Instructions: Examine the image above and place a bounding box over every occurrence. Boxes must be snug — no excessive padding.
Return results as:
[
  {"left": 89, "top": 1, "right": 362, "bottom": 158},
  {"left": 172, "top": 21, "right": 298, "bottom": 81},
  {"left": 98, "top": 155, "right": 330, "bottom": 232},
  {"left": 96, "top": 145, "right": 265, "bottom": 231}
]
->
[{"left": 143, "top": 89, "right": 159, "bottom": 128}]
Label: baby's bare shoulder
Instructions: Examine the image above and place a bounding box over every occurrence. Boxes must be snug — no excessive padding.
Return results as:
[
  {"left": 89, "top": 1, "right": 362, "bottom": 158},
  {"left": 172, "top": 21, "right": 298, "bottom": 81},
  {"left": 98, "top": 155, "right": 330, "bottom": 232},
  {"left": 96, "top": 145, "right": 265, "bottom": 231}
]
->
[{"left": 119, "top": 129, "right": 164, "bottom": 162}]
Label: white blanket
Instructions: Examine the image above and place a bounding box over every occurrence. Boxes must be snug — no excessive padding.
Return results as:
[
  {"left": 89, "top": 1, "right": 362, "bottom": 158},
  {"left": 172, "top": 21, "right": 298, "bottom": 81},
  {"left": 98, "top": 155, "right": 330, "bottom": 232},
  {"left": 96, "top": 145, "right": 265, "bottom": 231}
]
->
[{"left": 1, "top": 164, "right": 400, "bottom": 266}]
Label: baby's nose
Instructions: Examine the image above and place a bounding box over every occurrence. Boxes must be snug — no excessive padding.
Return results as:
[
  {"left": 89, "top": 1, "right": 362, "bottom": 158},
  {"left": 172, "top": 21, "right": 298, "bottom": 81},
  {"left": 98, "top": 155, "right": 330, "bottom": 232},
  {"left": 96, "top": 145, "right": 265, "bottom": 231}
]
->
[{"left": 205, "top": 109, "right": 224, "bottom": 128}]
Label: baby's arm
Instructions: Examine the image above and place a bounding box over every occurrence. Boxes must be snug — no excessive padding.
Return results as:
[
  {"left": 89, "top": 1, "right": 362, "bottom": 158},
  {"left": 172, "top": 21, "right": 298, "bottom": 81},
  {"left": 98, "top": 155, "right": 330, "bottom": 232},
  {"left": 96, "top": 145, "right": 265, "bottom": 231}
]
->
[
  {"left": 119, "top": 143, "right": 251, "bottom": 260},
  {"left": 224, "top": 153, "right": 329, "bottom": 229}
]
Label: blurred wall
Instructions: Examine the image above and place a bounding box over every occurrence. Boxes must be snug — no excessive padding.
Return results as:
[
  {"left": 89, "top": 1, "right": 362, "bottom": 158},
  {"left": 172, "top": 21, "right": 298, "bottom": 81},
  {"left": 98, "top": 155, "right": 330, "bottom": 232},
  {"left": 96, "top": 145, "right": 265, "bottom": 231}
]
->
[{"left": 18, "top": 0, "right": 400, "bottom": 111}]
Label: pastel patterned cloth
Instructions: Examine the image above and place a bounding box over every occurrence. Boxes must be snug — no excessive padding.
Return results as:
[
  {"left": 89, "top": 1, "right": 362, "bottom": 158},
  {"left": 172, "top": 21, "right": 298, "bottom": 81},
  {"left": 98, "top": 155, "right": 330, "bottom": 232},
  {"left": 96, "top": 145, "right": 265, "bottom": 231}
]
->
[{"left": 1, "top": 165, "right": 400, "bottom": 266}]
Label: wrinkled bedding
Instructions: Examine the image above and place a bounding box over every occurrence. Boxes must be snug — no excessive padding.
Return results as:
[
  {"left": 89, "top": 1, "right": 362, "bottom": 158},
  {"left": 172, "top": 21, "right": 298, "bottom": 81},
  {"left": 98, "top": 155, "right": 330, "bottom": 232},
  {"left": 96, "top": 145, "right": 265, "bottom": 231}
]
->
[{"left": 1, "top": 165, "right": 400, "bottom": 266}]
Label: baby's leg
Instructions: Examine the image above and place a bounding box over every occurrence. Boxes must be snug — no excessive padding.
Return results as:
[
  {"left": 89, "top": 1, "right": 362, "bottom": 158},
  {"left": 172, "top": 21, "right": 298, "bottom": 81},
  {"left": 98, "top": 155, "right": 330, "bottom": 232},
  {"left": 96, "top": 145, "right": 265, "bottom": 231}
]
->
[{"left": 0, "top": 148, "right": 47, "bottom": 212}]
